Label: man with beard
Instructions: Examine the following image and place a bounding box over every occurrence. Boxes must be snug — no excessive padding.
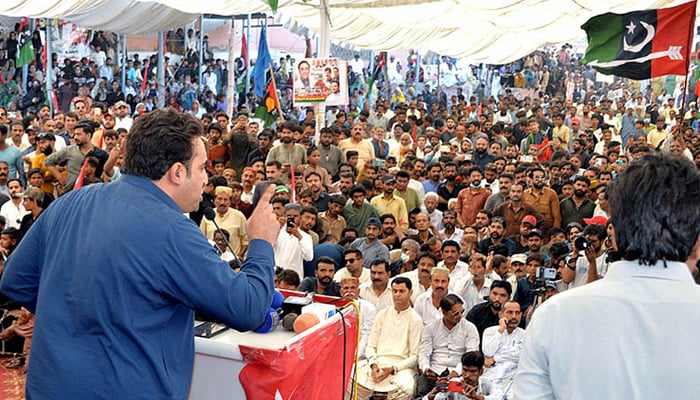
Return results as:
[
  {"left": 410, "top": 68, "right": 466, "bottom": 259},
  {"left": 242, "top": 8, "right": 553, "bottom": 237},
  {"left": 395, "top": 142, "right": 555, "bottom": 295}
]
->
[
  {"left": 274, "top": 203, "right": 314, "bottom": 278},
  {"left": 478, "top": 217, "right": 516, "bottom": 256},
  {"left": 436, "top": 162, "right": 463, "bottom": 212},
  {"left": 422, "top": 163, "right": 443, "bottom": 195},
  {"left": 524, "top": 229, "right": 550, "bottom": 265},
  {"left": 379, "top": 213, "right": 403, "bottom": 251},
  {"left": 30, "top": 133, "right": 57, "bottom": 193},
  {"left": 414, "top": 266, "right": 451, "bottom": 327},
  {"left": 266, "top": 122, "right": 306, "bottom": 183},
  {"left": 561, "top": 222, "right": 607, "bottom": 288},
  {"left": 317, "top": 127, "right": 345, "bottom": 178},
  {"left": 439, "top": 210, "right": 463, "bottom": 244},
  {"left": 318, "top": 194, "right": 346, "bottom": 243},
  {"left": 343, "top": 185, "right": 381, "bottom": 236},
  {"left": 493, "top": 183, "right": 546, "bottom": 237},
  {"left": 113, "top": 101, "right": 133, "bottom": 131},
  {"left": 371, "top": 175, "right": 409, "bottom": 233},
  {"left": 0, "top": 179, "right": 26, "bottom": 230},
  {"left": 334, "top": 248, "right": 370, "bottom": 284},
  {"left": 45, "top": 121, "right": 108, "bottom": 193},
  {"left": 246, "top": 130, "right": 273, "bottom": 165},
  {"left": 199, "top": 186, "right": 249, "bottom": 258},
  {"left": 513, "top": 253, "right": 545, "bottom": 313},
  {"left": 351, "top": 218, "right": 390, "bottom": 269},
  {"left": 299, "top": 256, "right": 341, "bottom": 296},
  {"left": 466, "top": 280, "right": 513, "bottom": 343},
  {"left": 0, "top": 125, "right": 26, "bottom": 188},
  {"left": 484, "top": 173, "right": 513, "bottom": 213},
  {"left": 524, "top": 167, "right": 561, "bottom": 232},
  {"left": 471, "top": 136, "right": 495, "bottom": 171},
  {"left": 336, "top": 171, "right": 355, "bottom": 200},
  {"left": 481, "top": 301, "right": 524, "bottom": 398},
  {"left": 304, "top": 171, "right": 329, "bottom": 212},
  {"left": 456, "top": 167, "right": 491, "bottom": 228},
  {"left": 559, "top": 176, "right": 595, "bottom": 228}
]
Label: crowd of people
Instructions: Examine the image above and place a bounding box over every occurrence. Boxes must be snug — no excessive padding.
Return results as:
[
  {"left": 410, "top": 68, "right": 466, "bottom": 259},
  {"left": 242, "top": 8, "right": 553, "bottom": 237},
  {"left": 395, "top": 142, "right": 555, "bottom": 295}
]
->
[{"left": 0, "top": 20, "right": 699, "bottom": 399}]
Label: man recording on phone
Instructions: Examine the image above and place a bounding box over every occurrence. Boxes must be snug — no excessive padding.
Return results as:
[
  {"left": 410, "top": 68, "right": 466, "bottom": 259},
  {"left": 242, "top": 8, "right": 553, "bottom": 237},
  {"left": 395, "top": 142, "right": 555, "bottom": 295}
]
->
[
  {"left": 273, "top": 203, "right": 314, "bottom": 278},
  {"left": 423, "top": 351, "right": 503, "bottom": 400}
]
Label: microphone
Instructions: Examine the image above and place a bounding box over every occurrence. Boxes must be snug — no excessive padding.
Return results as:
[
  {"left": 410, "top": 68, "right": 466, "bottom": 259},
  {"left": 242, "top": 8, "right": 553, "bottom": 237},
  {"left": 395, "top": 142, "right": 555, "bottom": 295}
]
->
[
  {"left": 281, "top": 312, "right": 298, "bottom": 331},
  {"left": 204, "top": 207, "right": 242, "bottom": 269}
]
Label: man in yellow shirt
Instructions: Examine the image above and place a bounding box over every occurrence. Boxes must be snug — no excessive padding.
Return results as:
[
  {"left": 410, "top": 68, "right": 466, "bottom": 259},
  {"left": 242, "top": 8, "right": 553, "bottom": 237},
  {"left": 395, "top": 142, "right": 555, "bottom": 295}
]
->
[
  {"left": 371, "top": 174, "right": 409, "bottom": 233},
  {"left": 339, "top": 123, "right": 375, "bottom": 171}
]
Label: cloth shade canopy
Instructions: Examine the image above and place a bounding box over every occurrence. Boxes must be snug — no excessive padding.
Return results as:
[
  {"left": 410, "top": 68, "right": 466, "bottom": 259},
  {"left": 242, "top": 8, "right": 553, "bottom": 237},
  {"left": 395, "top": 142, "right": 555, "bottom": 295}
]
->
[{"left": 0, "top": 0, "right": 694, "bottom": 63}]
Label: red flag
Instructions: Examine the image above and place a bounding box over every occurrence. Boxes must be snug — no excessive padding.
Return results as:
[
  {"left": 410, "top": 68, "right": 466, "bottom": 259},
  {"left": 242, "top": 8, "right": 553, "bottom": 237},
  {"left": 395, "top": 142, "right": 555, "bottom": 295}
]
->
[
  {"left": 50, "top": 88, "right": 59, "bottom": 110},
  {"left": 238, "top": 308, "right": 358, "bottom": 399},
  {"left": 0, "top": 73, "right": 4, "bottom": 86},
  {"left": 241, "top": 33, "right": 248, "bottom": 68},
  {"left": 73, "top": 157, "right": 90, "bottom": 190},
  {"left": 163, "top": 32, "right": 168, "bottom": 55},
  {"left": 141, "top": 63, "right": 149, "bottom": 98}
]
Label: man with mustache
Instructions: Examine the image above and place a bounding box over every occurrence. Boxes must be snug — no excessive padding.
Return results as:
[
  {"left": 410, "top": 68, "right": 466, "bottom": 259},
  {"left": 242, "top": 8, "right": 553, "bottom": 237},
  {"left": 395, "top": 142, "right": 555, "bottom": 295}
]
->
[
  {"left": 439, "top": 210, "right": 463, "bottom": 244},
  {"left": 199, "top": 186, "right": 248, "bottom": 259},
  {"left": 559, "top": 176, "right": 595, "bottom": 228},
  {"left": 477, "top": 217, "right": 516, "bottom": 257},
  {"left": 299, "top": 256, "right": 340, "bottom": 296},
  {"left": 340, "top": 277, "right": 376, "bottom": 359},
  {"left": 481, "top": 300, "right": 524, "bottom": 398},
  {"left": 413, "top": 267, "right": 451, "bottom": 327},
  {"left": 351, "top": 218, "right": 390, "bottom": 269},
  {"left": 334, "top": 249, "right": 370, "bottom": 285},
  {"left": 524, "top": 167, "right": 561, "bottom": 233},
  {"left": 395, "top": 251, "right": 437, "bottom": 304},
  {"left": 466, "top": 281, "right": 513, "bottom": 343},
  {"left": 359, "top": 259, "right": 393, "bottom": 312}
]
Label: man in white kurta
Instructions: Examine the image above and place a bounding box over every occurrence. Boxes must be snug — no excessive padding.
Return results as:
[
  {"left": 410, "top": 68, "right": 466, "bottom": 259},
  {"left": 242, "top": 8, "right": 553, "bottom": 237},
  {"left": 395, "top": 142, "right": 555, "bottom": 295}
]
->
[
  {"left": 349, "top": 277, "right": 423, "bottom": 400},
  {"left": 413, "top": 267, "right": 450, "bottom": 327},
  {"left": 481, "top": 301, "right": 524, "bottom": 398}
]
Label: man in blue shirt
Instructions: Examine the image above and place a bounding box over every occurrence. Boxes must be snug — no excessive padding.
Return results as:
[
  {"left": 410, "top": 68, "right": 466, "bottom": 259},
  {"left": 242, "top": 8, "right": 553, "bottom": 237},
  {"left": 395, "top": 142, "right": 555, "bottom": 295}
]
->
[{"left": 0, "top": 109, "right": 278, "bottom": 399}]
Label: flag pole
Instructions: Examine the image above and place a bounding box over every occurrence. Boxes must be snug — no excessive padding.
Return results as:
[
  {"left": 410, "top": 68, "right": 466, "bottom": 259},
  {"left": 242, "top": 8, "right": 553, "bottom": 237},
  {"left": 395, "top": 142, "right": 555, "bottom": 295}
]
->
[
  {"left": 679, "top": 0, "right": 698, "bottom": 117},
  {"left": 268, "top": 63, "right": 284, "bottom": 119}
]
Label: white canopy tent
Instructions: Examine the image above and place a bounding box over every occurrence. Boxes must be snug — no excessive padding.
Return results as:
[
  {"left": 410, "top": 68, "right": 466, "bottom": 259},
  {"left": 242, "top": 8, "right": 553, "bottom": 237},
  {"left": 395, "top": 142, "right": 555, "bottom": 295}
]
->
[{"left": 0, "top": 0, "right": 693, "bottom": 63}]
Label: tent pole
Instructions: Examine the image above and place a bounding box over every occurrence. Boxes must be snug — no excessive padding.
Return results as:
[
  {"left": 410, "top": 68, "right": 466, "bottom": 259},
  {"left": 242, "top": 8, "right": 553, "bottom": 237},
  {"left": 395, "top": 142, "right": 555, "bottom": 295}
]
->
[
  {"left": 245, "top": 14, "right": 251, "bottom": 98},
  {"left": 121, "top": 35, "right": 127, "bottom": 94},
  {"left": 157, "top": 31, "right": 165, "bottom": 109},
  {"left": 45, "top": 18, "right": 53, "bottom": 116},
  {"left": 198, "top": 15, "right": 204, "bottom": 93},
  {"left": 226, "top": 16, "right": 236, "bottom": 117}
]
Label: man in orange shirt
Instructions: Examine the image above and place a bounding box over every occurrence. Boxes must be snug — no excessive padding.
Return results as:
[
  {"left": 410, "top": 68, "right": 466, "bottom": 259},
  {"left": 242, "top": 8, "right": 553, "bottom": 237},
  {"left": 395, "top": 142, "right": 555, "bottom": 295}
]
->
[{"left": 456, "top": 166, "right": 491, "bottom": 228}]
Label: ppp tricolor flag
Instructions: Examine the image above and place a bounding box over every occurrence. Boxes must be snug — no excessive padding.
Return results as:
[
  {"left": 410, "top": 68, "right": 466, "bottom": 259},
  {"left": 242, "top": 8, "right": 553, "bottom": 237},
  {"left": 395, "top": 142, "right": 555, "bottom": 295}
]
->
[{"left": 581, "top": 1, "right": 696, "bottom": 80}]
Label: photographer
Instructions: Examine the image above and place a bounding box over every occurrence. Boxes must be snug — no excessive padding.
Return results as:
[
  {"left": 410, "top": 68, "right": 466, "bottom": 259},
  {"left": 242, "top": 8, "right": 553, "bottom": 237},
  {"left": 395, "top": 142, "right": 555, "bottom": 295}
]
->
[
  {"left": 423, "top": 351, "right": 502, "bottom": 400},
  {"left": 560, "top": 221, "right": 607, "bottom": 288}
]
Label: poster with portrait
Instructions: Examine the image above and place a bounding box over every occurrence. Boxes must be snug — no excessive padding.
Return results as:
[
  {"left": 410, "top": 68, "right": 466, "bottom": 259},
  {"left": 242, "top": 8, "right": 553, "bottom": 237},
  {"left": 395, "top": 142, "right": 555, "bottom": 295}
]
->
[{"left": 293, "top": 58, "right": 348, "bottom": 106}]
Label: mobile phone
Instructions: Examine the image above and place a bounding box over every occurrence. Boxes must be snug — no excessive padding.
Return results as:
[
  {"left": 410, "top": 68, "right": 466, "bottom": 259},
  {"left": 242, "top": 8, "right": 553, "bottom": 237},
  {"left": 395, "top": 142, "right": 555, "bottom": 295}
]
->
[
  {"left": 286, "top": 216, "right": 295, "bottom": 228},
  {"left": 194, "top": 321, "right": 228, "bottom": 338},
  {"left": 371, "top": 159, "right": 386, "bottom": 167},
  {"left": 616, "top": 159, "right": 623, "bottom": 166}
]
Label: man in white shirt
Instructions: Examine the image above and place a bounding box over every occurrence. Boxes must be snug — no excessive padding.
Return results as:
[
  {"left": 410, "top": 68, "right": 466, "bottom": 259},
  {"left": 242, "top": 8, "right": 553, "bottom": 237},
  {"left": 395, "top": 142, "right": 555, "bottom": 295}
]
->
[
  {"left": 273, "top": 203, "right": 314, "bottom": 279},
  {"left": 452, "top": 253, "right": 492, "bottom": 312},
  {"left": 396, "top": 251, "right": 437, "bottom": 304},
  {"left": 334, "top": 248, "right": 370, "bottom": 285},
  {"left": 438, "top": 240, "right": 470, "bottom": 285},
  {"left": 413, "top": 267, "right": 450, "bottom": 327},
  {"left": 340, "top": 277, "right": 375, "bottom": 360},
  {"left": 350, "top": 277, "right": 423, "bottom": 400},
  {"left": 515, "top": 153, "right": 700, "bottom": 399},
  {"left": 417, "top": 294, "right": 480, "bottom": 398},
  {"left": 0, "top": 179, "right": 27, "bottom": 229},
  {"left": 359, "top": 259, "right": 393, "bottom": 311},
  {"left": 482, "top": 301, "right": 524, "bottom": 398}
]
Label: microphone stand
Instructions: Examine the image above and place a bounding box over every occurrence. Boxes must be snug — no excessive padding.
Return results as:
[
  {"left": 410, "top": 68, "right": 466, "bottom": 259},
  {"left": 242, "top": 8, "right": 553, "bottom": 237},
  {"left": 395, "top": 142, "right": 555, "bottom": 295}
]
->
[{"left": 205, "top": 207, "right": 243, "bottom": 269}]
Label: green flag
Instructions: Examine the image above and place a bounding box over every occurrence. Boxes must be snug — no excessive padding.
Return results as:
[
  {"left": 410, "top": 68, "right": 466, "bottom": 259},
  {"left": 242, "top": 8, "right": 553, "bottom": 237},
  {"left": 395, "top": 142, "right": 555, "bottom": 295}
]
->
[{"left": 16, "top": 19, "right": 35, "bottom": 68}]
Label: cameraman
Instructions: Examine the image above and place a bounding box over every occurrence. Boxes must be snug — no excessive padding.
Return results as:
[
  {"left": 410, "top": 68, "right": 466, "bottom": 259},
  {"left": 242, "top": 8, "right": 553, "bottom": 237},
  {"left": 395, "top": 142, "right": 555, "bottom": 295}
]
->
[
  {"left": 424, "top": 351, "right": 502, "bottom": 400},
  {"left": 561, "top": 222, "right": 607, "bottom": 288}
]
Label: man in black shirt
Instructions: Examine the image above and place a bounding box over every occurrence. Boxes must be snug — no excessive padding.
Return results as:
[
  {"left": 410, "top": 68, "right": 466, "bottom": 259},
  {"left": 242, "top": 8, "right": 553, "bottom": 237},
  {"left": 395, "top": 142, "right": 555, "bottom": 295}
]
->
[
  {"left": 299, "top": 256, "right": 341, "bottom": 296},
  {"left": 466, "top": 280, "right": 512, "bottom": 344}
]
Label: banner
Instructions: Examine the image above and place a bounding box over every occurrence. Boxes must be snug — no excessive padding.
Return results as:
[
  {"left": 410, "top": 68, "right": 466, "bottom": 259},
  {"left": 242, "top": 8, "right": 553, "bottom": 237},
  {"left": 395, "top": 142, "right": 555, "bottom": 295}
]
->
[
  {"left": 239, "top": 308, "right": 358, "bottom": 399},
  {"left": 293, "top": 58, "right": 348, "bottom": 106}
]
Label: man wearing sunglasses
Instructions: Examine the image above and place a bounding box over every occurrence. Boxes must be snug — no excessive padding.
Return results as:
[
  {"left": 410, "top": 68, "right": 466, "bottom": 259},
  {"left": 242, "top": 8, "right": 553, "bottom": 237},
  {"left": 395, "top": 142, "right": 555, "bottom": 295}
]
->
[{"left": 416, "top": 293, "right": 480, "bottom": 398}]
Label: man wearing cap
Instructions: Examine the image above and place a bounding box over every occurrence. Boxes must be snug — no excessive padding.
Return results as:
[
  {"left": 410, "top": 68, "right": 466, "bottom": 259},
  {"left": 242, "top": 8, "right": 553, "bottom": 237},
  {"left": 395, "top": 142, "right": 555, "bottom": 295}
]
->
[
  {"left": 199, "top": 186, "right": 248, "bottom": 258},
  {"left": 351, "top": 218, "right": 390, "bottom": 269},
  {"left": 371, "top": 174, "right": 409, "bottom": 233},
  {"left": 113, "top": 101, "right": 132, "bottom": 131}
]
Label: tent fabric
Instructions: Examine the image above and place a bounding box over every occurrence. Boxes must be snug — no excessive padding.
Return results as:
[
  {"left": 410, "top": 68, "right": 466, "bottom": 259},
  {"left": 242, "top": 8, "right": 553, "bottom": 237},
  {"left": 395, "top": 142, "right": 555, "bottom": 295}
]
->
[{"left": 1, "top": 0, "right": 694, "bottom": 63}]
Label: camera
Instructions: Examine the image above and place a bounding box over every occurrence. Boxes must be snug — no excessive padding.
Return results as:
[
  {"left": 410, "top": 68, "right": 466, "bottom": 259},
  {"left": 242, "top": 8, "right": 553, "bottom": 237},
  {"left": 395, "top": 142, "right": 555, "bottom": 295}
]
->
[
  {"left": 574, "top": 234, "right": 591, "bottom": 250},
  {"left": 286, "top": 216, "right": 296, "bottom": 228}
]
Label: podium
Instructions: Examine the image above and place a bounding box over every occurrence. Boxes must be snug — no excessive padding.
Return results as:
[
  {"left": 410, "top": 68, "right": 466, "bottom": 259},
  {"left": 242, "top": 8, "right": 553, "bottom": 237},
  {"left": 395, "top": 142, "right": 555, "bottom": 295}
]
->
[{"left": 189, "top": 292, "right": 359, "bottom": 399}]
